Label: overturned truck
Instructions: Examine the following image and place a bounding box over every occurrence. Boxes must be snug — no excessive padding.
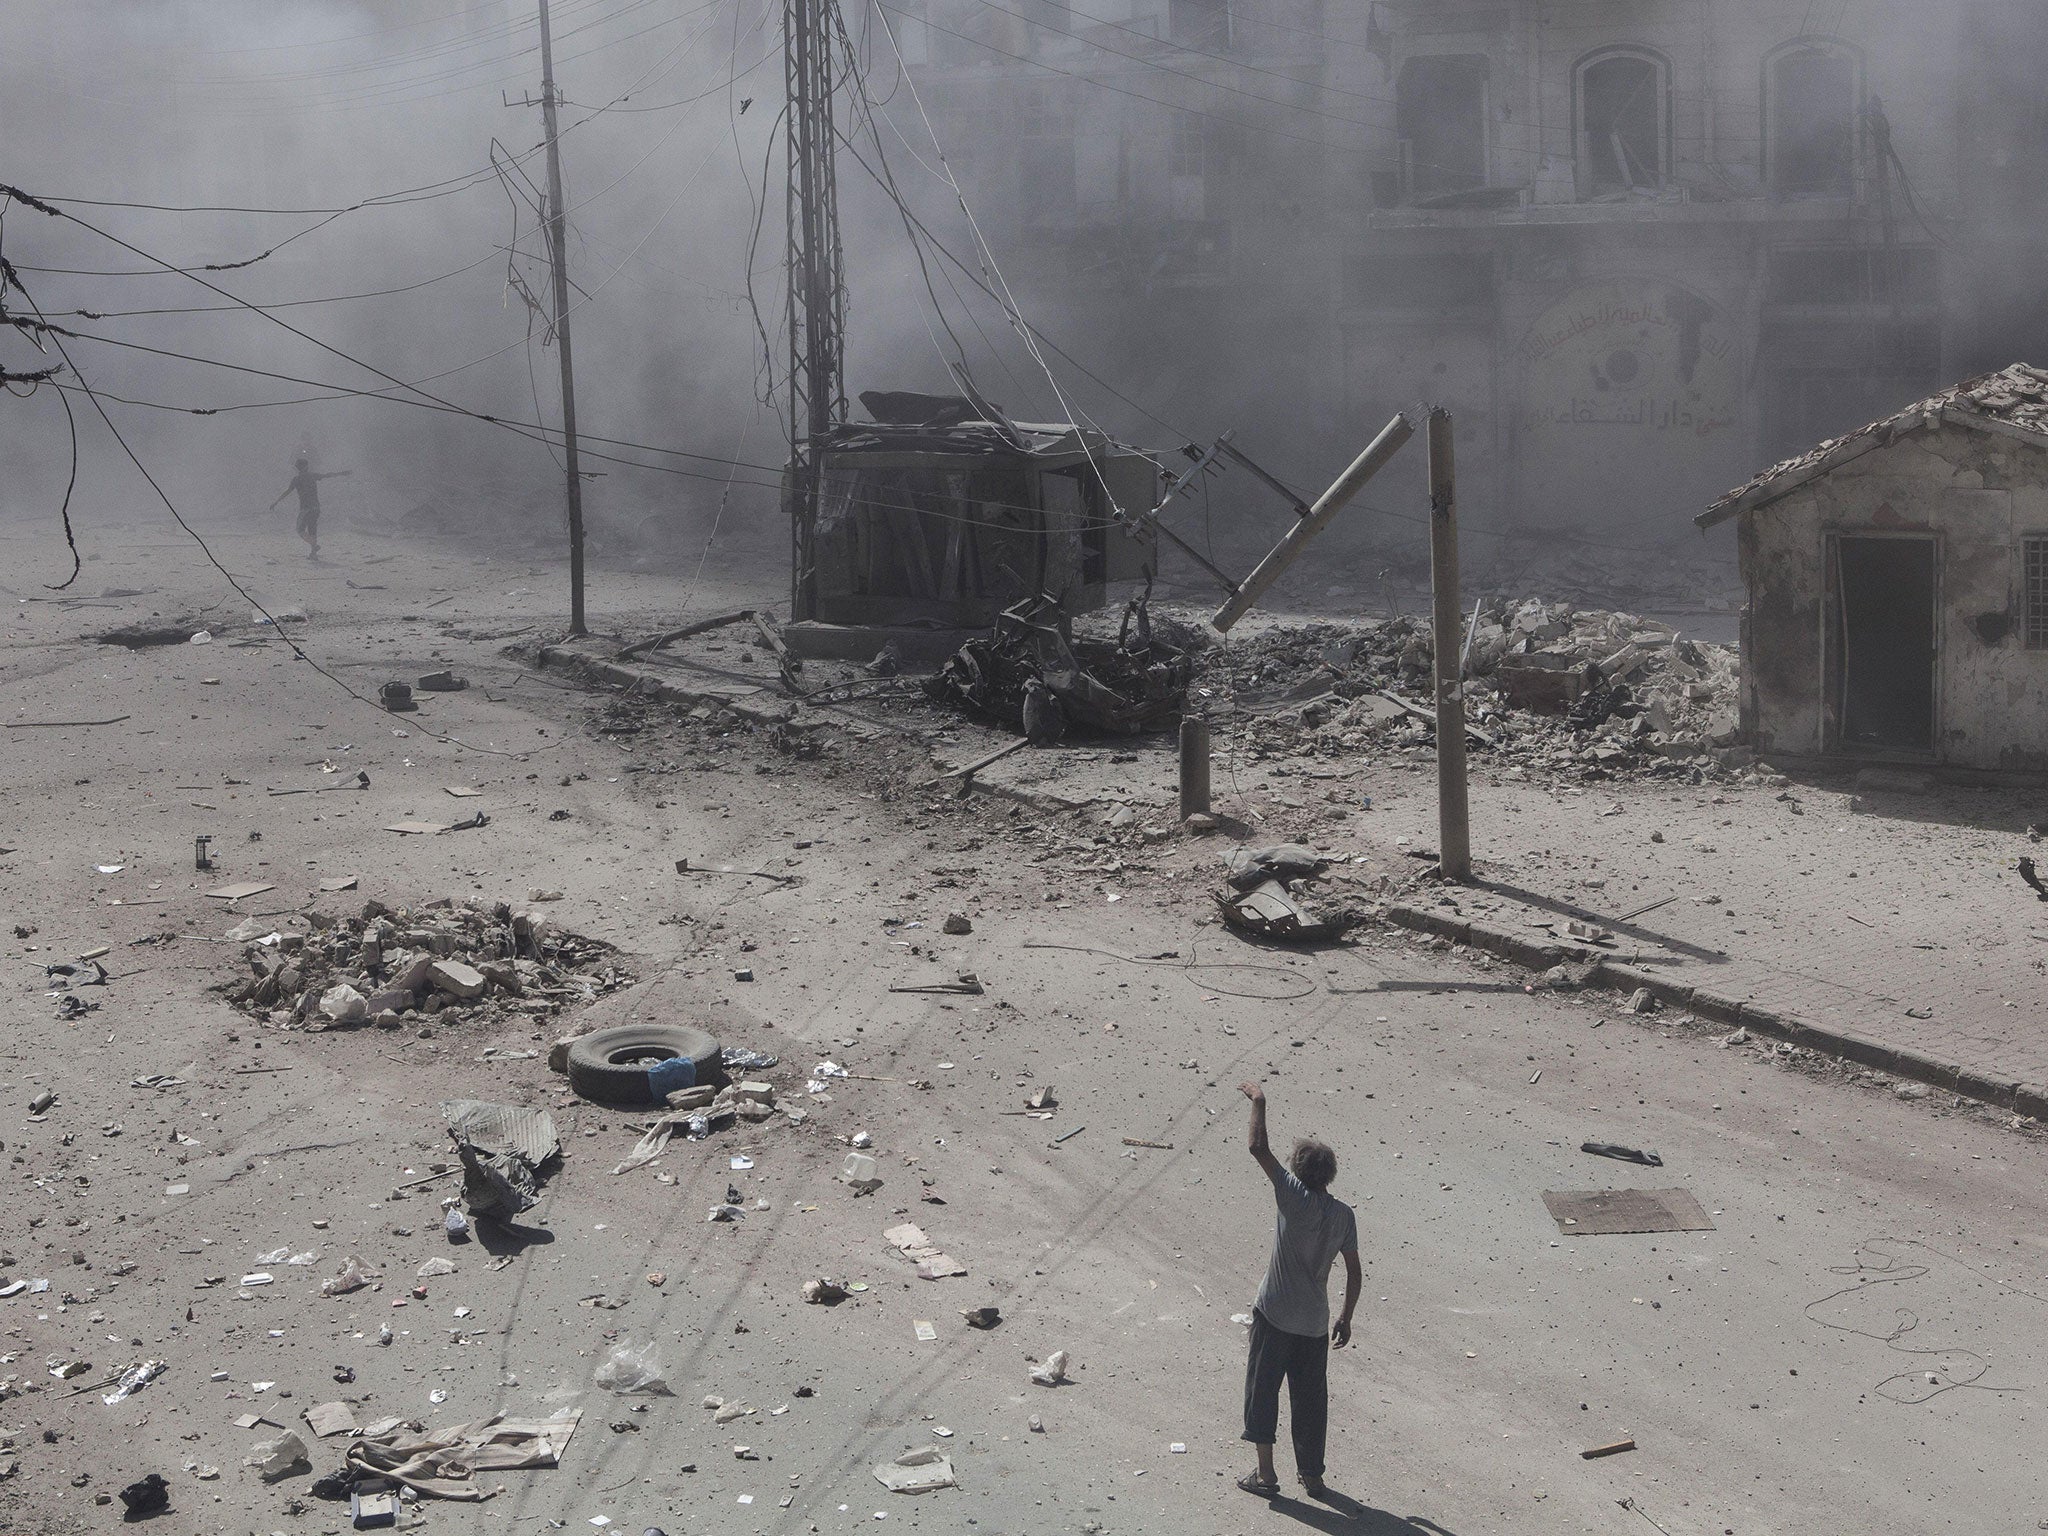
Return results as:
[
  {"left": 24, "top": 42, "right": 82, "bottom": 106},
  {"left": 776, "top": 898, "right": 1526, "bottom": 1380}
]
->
[{"left": 789, "top": 390, "right": 1160, "bottom": 636}]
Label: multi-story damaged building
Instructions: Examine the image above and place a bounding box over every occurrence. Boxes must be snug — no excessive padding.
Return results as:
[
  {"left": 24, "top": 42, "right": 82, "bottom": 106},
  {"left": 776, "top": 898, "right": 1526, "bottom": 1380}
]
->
[{"left": 896, "top": 0, "right": 2048, "bottom": 550}]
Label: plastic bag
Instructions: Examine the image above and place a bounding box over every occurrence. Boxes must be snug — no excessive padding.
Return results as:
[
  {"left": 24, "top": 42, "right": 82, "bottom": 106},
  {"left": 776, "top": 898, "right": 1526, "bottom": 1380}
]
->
[
  {"left": 102, "top": 1358, "right": 165, "bottom": 1405},
  {"left": 593, "top": 1338, "right": 673, "bottom": 1396},
  {"left": 320, "top": 1254, "right": 377, "bottom": 1297},
  {"left": 647, "top": 1056, "right": 696, "bottom": 1099}
]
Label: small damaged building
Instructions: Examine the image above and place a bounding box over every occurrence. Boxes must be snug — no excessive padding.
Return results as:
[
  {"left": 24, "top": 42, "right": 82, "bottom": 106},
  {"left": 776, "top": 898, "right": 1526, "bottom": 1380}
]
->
[
  {"left": 791, "top": 391, "right": 1157, "bottom": 630},
  {"left": 1698, "top": 365, "right": 2048, "bottom": 771}
]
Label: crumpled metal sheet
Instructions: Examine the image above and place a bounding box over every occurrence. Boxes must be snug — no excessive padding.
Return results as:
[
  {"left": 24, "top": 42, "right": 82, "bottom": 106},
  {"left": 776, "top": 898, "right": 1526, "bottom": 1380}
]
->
[
  {"left": 443, "top": 1101, "right": 560, "bottom": 1217},
  {"left": 1217, "top": 878, "right": 1359, "bottom": 944},
  {"left": 441, "top": 1100, "right": 560, "bottom": 1166}
]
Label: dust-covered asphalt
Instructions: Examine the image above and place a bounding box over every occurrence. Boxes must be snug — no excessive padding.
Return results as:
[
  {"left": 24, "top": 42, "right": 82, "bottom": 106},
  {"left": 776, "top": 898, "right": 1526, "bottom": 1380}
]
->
[{"left": 1, "top": 514, "right": 2044, "bottom": 1536}]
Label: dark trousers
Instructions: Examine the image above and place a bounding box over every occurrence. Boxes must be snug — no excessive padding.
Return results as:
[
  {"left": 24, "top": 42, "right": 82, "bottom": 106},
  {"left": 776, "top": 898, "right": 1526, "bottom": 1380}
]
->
[{"left": 1241, "top": 1308, "right": 1329, "bottom": 1479}]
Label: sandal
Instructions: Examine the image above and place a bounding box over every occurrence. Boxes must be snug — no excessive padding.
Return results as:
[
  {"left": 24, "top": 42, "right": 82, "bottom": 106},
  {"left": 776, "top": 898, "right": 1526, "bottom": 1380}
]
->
[{"left": 1237, "top": 1473, "right": 1280, "bottom": 1498}]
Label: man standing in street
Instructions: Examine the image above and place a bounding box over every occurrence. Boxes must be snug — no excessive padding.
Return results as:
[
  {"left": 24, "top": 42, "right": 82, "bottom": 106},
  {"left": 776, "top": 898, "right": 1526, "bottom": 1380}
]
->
[
  {"left": 271, "top": 455, "right": 350, "bottom": 561},
  {"left": 1237, "top": 1080, "right": 1360, "bottom": 1501}
]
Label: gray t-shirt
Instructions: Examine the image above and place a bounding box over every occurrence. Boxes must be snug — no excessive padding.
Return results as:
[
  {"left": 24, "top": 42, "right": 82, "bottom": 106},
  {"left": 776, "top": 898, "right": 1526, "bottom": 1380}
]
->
[{"left": 1253, "top": 1166, "right": 1358, "bottom": 1338}]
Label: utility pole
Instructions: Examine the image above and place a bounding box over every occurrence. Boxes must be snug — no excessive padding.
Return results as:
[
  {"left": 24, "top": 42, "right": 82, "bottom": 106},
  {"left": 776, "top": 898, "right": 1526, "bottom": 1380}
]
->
[
  {"left": 1427, "top": 407, "right": 1471, "bottom": 881},
  {"left": 784, "top": 0, "right": 846, "bottom": 621},
  {"left": 536, "top": 0, "right": 588, "bottom": 636}
]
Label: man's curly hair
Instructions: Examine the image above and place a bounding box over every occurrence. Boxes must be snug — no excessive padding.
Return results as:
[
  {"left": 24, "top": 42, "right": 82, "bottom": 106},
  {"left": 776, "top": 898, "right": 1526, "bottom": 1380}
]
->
[{"left": 1290, "top": 1138, "right": 1337, "bottom": 1191}]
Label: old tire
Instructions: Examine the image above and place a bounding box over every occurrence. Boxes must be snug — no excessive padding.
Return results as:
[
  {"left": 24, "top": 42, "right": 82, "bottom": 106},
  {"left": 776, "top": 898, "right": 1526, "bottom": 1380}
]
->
[{"left": 567, "top": 1022, "right": 722, "bottom": 1104}]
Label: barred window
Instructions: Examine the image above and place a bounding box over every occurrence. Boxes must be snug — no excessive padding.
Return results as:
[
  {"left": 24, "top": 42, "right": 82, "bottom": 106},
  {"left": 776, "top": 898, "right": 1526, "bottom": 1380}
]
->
[{"left": 2028, "top": 538, "right": 2048, "bottom": 649}]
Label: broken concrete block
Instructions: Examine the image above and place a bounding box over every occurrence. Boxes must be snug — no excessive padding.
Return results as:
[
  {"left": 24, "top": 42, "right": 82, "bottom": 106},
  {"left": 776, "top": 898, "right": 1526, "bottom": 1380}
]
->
[
  {"left": 428, "top": 959, "right": 487, "bottom": 1001},
  {"left": 734, "top": 1081, "right": 775, "bottom": 1104},
  {"left": 391, "top": 953, "right": 437, "bottom": 995},
  {"left": 477, "top": 960, "right": 522, "bottom": 996},
  {"left": 364, "top": 988, "right": 413, "bottom": 1016},
  {"left": 942, "top": 911, "right": 973, "bottom": 935}
]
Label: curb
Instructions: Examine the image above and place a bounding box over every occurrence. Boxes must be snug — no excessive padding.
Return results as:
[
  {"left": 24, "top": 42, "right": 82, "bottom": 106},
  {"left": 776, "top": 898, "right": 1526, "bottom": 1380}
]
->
[
  {"left": 1378, "top": 901, "right": 2047, "bottom": 1121},
  {"left": 515, "top": 641, "right": 1095, "bottom": 818},
  {"left": 518, "top": 642, "right": 800, "bottom": 729}
]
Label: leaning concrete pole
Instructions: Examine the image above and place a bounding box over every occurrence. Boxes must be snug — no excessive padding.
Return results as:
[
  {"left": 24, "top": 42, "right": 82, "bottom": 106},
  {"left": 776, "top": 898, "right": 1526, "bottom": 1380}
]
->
[
  {"left": 1428, "top": 407, "right": 1471, "bottom": 880},
  {"left": 1210, "top": 412, "right": 1415, "bottom": 633}
]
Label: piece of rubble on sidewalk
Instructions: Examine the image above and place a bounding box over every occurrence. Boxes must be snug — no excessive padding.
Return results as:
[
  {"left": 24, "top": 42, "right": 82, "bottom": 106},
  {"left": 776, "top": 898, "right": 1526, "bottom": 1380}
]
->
[
  {"left": 802, "top": 1277, "right": 849, "bottom": 1305},
  {"left": 873, "top": 1446, "right": 957, "bottom": 1495},
  {"left": 305, "top": 1402, "right": 358, "bottom": 1438},
  {"left": 245, "top": 1430, "right": 312, "bottom": 1482},
  {"left": 1541, "top": 1188, "right": 1714, "bottom": 1236},
  {"left": 1218, "top": 879, "right": 1358, "bottom": 943},
  {"left": 1029, "top": 1349, "right": 1070, "bottom": 1386},
  {"left": 1581, "top": 1141, "right": 1662, "bottom": 1167},
  {"left": 443, "top": 1100, "right": 561, "bottom": 1220},
  {"left": 884, "top": 1222, "right": 966, "bottom": 1279},
  {"left": 338, "top": 1412, "right": 582, "bottom": 1499}
]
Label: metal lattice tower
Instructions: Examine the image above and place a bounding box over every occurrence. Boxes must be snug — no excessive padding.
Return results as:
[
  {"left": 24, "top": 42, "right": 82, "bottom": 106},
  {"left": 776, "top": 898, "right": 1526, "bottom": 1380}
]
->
[{"left": 784, "top": 0, "right": 846, "bottom": 620}]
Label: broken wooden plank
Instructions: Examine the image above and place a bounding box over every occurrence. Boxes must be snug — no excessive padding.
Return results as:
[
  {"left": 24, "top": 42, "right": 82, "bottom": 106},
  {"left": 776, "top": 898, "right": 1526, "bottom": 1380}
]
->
[
  {"left": 938, "top": 738, "right": 1030, "bottom": 780},
  {"left": 616, "top": 609, "right": 755, "bottom": 662},
  {"left": 204, "top": 881, "right": 276, "bottom": 902}
]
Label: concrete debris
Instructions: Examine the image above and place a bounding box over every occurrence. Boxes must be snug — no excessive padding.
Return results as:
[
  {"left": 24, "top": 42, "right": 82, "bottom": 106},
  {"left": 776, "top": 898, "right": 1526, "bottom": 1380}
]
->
[
  {"left": 872, "top": 1445, "right": 957, "bottom": 1495},
  {"left": 1029, "top": 1349, "right": 1070, "bottom": 1386},
  {"left": 218, "top": 895, "right": 630, "bottom": 1032},
  {"left": 245, "top": 1430, "right": 312, "bottom": 1482},
  {"left": 1202, "top": 605, "right": 1741, "bottom": 780}
]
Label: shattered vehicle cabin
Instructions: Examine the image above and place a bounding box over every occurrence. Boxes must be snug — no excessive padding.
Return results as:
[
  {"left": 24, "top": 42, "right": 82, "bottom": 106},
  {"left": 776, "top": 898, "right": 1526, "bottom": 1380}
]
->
[{"left": 787, "top": 390, "right": 1159, "bottom": 641}]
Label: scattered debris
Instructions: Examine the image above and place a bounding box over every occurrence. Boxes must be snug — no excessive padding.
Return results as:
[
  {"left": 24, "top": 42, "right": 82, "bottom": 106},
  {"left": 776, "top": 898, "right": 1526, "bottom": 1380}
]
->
[
  {"left": 873, "top": 1446, "right": 957, "bottom": 1495},
  {"left": 926, "top": 593, "right": 1192, "bottom": 740},
  {"left": 245, "top": 1430, "right": 313, "bottom": 1482},
  {"left": 1030, "top": 1349, "right": 1070, "bottom": 1387},
  {"left": 802, "top": 1278, "right": 849, "bottom": 1305},
  {"left": 444, "top": 1100, "right": 562, "bottom": 1220},
  {"left": 1582, "top": 1438, "right": 1637, "bottom": 1459},
  {"left": 1580, "top": 1141, "right": 1663, "bottom": 1167},
  {"left": 594, "top": 1341, "right": 672, "bottom": 1396},
  {"left": 1542, "top": 1188, "right": 1715, "bottom": 1236},
  {"left": 885, "top": 1222, "right": 966, "bottom": 1280},
  {"left": 101, "top": 1359, "right": 165, "bottom": 1405},
  {"left": 1199, "top": 604, "right": 1739, "bottom": 781},
  {"left": 117, "top": 1472, "right": 170, "bottom": 1517},
  {"left": 339, "top": 1413, "right": 582, "bottom": 1500},
  {"left": 218, "top": 894, "right": 629, "bottom": 1030},
  {"left": 961, "top": 1306, "right": 1001, "bottom": 1329}
]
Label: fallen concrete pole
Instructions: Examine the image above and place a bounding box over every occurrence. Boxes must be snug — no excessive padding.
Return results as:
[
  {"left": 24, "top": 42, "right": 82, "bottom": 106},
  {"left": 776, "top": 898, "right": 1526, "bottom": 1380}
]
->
[{"left": 1210, "top": 411, "right": 1415, "bottom": 633}]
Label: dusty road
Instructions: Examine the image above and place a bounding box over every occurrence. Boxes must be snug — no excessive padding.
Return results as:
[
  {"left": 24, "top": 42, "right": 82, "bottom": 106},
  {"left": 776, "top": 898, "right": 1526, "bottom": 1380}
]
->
[{"left": 1, "top": 511, "right": 2044, "bottom": 1536}]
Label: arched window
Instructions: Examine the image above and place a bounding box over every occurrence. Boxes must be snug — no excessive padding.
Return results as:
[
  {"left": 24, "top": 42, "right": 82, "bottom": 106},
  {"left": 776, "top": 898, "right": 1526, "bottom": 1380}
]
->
[
  {"left": 1575, "top": 47, "right": 1669, "bottom": 198},
  {"left": 1765, "top": 40, "right": 1860, "bottom": 196}
]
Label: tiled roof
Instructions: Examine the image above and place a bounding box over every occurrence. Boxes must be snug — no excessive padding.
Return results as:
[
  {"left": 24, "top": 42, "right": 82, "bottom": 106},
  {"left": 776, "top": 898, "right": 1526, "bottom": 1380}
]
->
[{"left": 1697, "top": 364, "right": 2048, "bottom": 528}]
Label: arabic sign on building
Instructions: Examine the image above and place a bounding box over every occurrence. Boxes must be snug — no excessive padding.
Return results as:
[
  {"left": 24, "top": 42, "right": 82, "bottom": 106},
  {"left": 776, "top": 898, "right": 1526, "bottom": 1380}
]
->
[{"left": 1515, "top": 278, "right": 1745, "bottom": 529}]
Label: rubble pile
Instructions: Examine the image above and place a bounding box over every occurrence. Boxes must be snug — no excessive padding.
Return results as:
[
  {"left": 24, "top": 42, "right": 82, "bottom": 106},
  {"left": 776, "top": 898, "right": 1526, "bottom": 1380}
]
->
[
  {"left": 217, "top": 896, "right": 632, "bottom": 1029},
  {"left": 1205, "top": 600, "right": 1742, "bottom": 778}
]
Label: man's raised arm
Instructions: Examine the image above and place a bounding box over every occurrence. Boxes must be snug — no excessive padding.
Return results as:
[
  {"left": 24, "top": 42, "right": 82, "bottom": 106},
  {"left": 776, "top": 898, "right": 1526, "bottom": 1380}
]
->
[{"left": 1240, "top": 1081, "right": 1282, "bottom": 1180}]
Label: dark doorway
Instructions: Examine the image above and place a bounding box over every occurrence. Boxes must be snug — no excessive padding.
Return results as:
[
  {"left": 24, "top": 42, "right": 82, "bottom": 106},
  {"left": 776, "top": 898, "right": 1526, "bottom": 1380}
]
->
[{"left": 1836, "top": 536, "right": 1936, "bottom": 751}]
